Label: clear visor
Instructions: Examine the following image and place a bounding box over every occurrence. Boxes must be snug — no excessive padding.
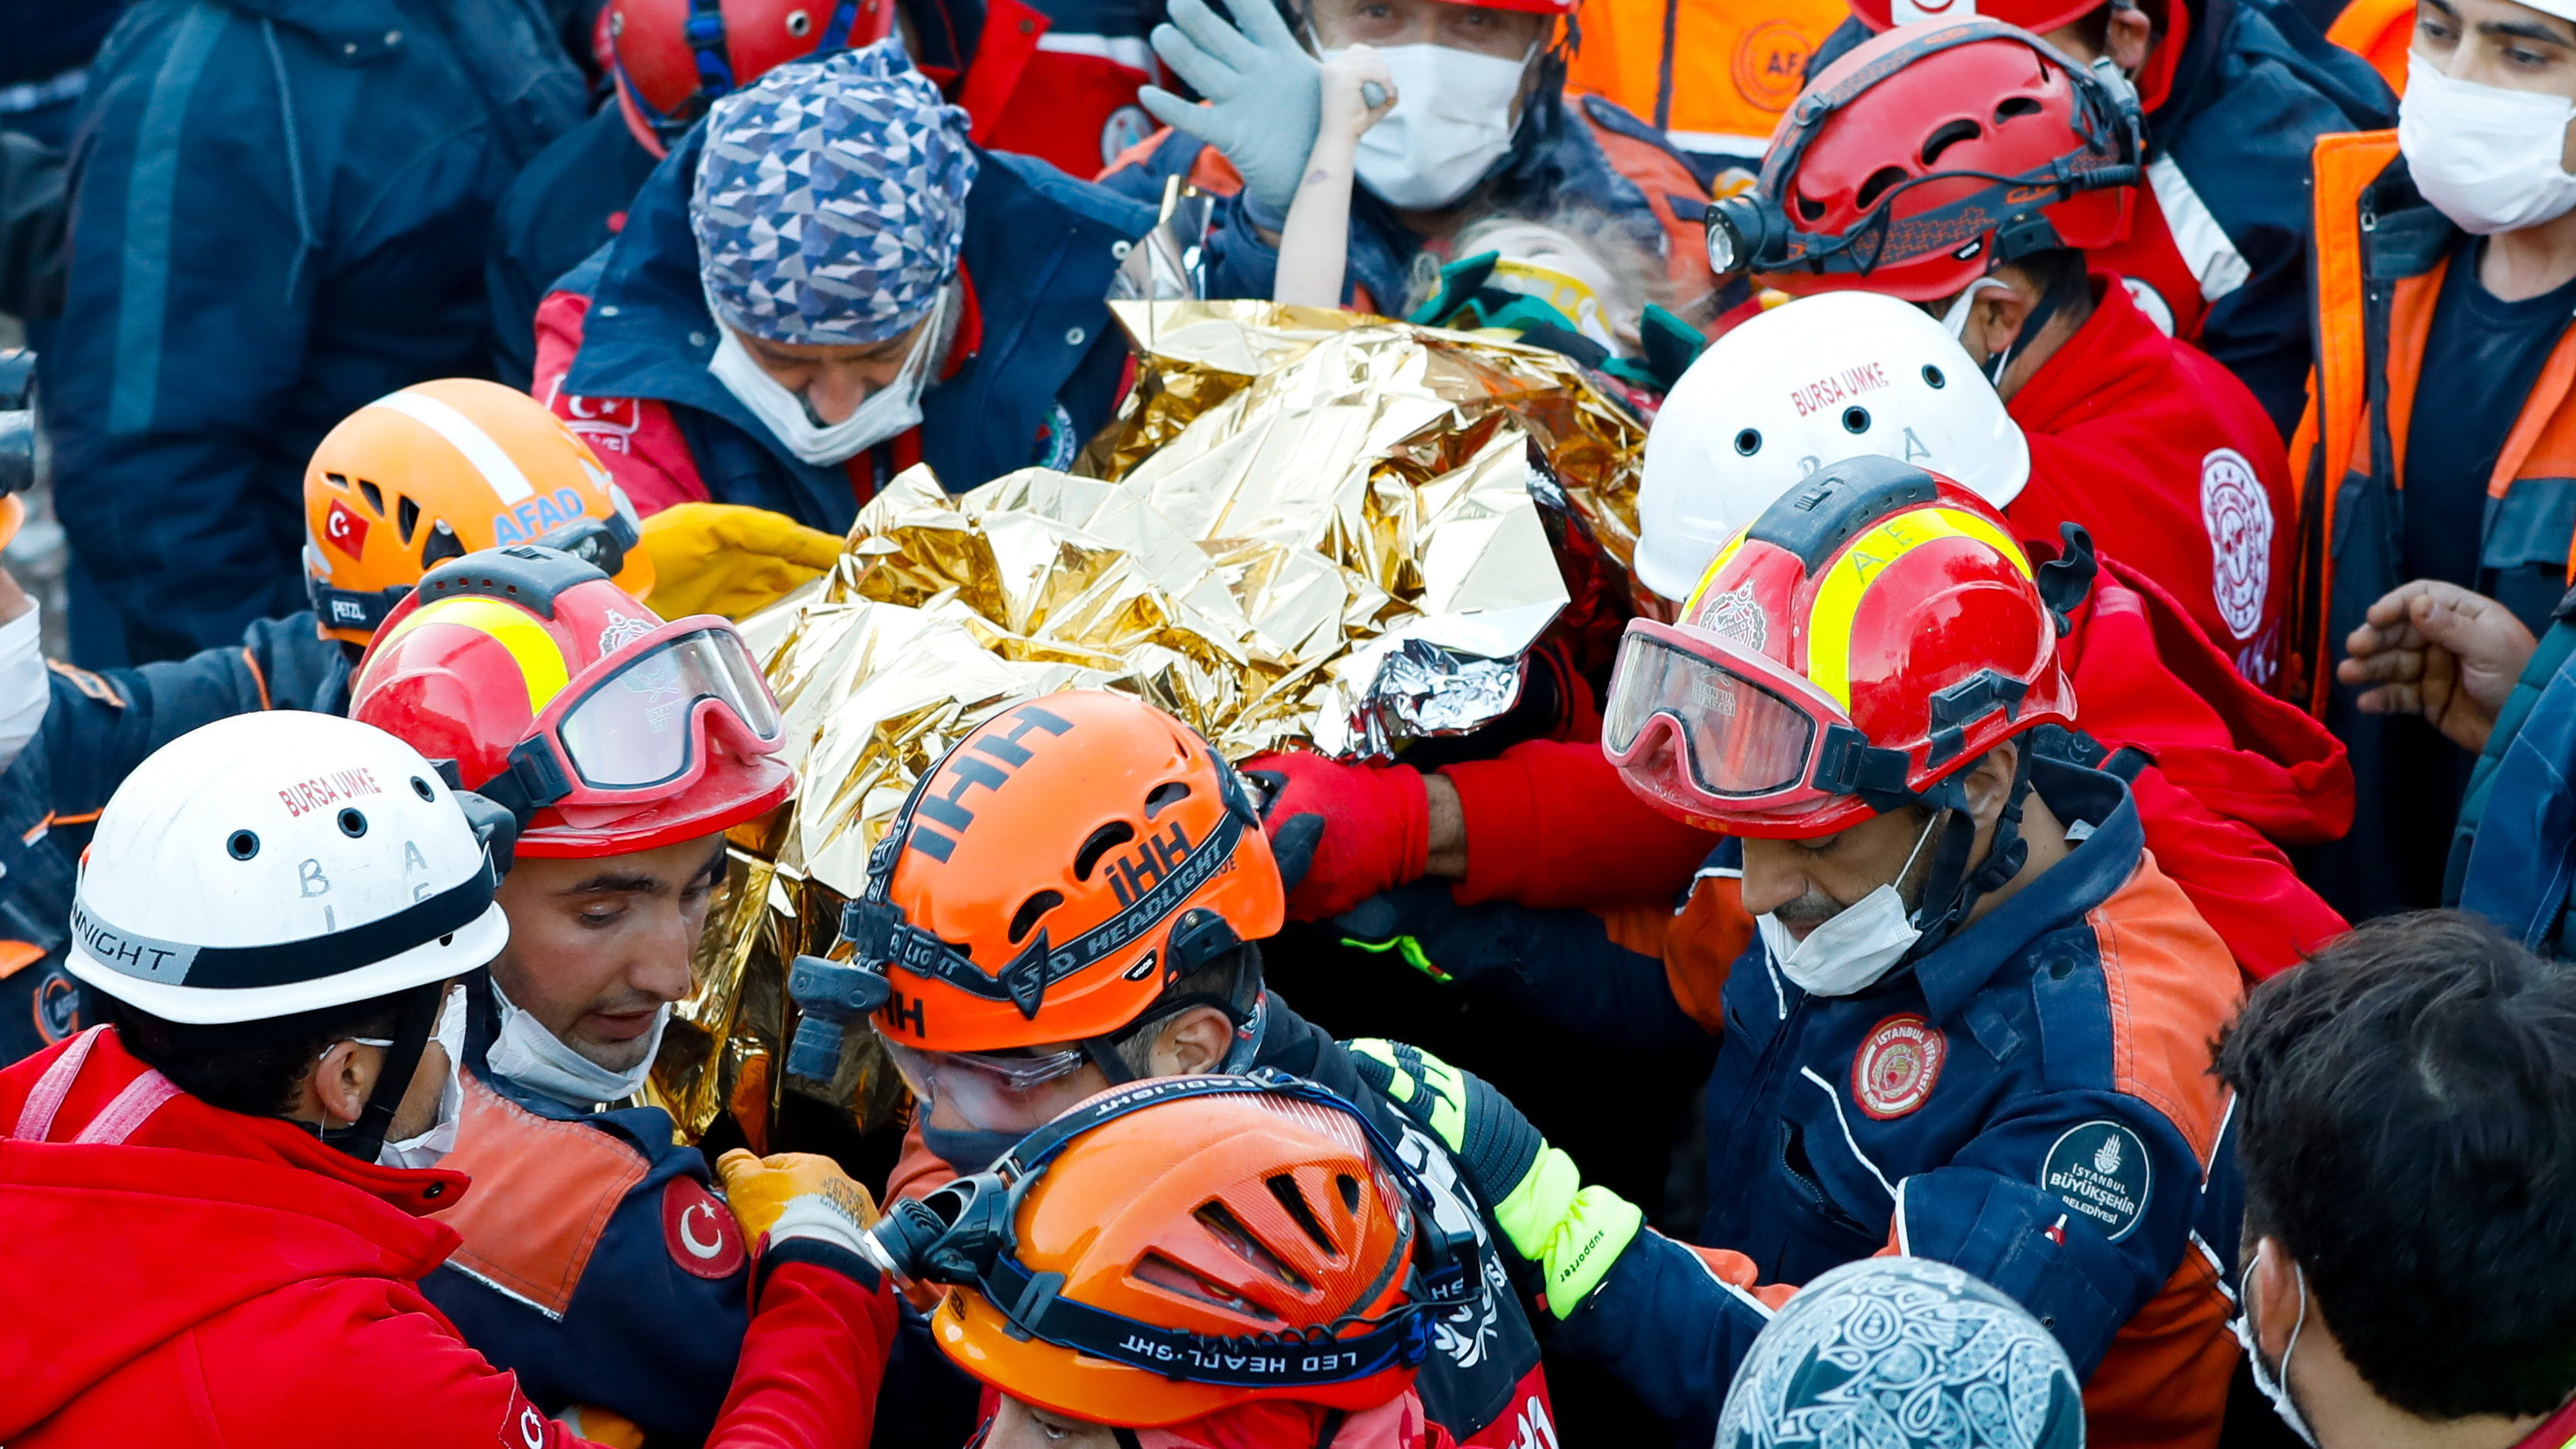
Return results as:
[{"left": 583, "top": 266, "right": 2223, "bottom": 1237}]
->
[
  {"left": 1603, "top": 631, "right": 1819, "bottom": 797},
  {"left": 880, "top": 1036, "right": 1096, "bottom": 1134},
  {"left": 555, "top": 628, "right": 784, "bottom": 790}
]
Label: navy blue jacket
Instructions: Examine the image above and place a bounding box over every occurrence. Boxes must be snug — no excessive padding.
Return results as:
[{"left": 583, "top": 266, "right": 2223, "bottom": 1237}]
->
[
  {"left": 487, "top": 103, "right": 662, "bottom": 389},
  {"left": 1811, "top": 0, "right": 2392, "bottom": 438},
  {"left": 1355, "top": 762, "right": 2245, "bottom": 1444},
  {"left": 2458, "top": 618, "right": 2576, "bottom": 954},
  {"left": 421, "top": 980, "right": 750, "bottom": 1441},
  {"left": 0, "top": 615, "right": 348, "bottom": 1066},
  {"left": 46, "top": 0, "right": 585, "bottom": 664},
  {"left": 547, "top": 127, "right": 1156, "bottom": 530}
]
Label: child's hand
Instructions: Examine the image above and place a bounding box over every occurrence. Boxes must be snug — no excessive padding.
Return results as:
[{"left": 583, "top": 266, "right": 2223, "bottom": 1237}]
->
[{"left": 1319, "top": 46, "right": 1398, "bottom": 139}]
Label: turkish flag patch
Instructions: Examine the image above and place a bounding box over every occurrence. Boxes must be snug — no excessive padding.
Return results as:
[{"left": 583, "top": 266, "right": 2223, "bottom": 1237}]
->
[
  {"left": 322, "top": 497, "right": 370, "bottom": 559},
  {"left": 662, "top": 1174, "right": 747, "bottom": 1279},
  {"left": 497, "top": 1383, "right": 550, "bottom": 1449}
]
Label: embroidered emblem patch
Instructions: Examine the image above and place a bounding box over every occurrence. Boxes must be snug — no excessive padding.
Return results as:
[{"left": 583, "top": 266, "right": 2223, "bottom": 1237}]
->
[
  {"left": 1852, "top": 1014, "right": 1946, "bottom": 1119},
  {"left": 2041, "top": 1120, "right": 2152, "bottom": 1242},
  {"left": 661, "top": 1176, "right": 748, "bottom": 1279},
  {"left": 1703, "top": 583, "right": 1768, "bottom": 651},
  {"left": 2200, "top": 447, "right": 2273, "bottom": 642}
]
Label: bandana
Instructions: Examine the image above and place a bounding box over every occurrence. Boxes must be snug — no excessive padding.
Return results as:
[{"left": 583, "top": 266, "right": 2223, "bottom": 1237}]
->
[{"left": 690, "top": 39, "right": 979, "bottom": 345}]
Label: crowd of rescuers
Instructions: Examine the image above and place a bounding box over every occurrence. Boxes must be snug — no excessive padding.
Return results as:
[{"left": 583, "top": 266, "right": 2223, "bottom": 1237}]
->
[{"left": 13, "top": 0, "right": 2576, "bottom": 1442}]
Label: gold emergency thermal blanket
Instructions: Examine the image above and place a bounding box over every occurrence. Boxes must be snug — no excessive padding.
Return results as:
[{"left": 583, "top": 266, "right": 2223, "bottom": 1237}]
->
[{"left": 649, "top": 300, "right": 1644, "bottom": 1138}]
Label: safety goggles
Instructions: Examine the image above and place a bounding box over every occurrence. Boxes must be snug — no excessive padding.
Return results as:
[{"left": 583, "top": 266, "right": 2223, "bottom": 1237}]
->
[
  {"left": 878, "top": 1038, "right": 1096, "bottom": 1134},
  {"left": 1602, "top": 617, "right": 1910, "bottom": 820},
  {"left": 485, "top": 615, "right": 785, "bottom": 817}
]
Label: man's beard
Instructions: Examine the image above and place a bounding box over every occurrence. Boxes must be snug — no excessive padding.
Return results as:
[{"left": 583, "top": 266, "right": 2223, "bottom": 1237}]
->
[{"left": 1772, "top": 810, "right": 1949, "bottom": 932}]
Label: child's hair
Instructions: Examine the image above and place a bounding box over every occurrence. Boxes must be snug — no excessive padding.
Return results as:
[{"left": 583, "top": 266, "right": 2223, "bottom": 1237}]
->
[{"left": 1436, "top": 207, "right": 1679, "bottom": 353}]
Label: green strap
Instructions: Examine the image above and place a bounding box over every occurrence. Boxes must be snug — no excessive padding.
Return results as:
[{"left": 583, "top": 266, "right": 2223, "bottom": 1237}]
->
[{"left": 1340, "top": 934, "right": 1451, "bottom": 983}]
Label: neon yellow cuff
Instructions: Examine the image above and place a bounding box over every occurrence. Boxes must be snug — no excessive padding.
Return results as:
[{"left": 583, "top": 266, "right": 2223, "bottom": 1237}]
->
[
  {"left": 1540, "top": 1184, "right": 1644, "bottom": 1320},
  {"left": 1492, "top": 1142, "right": 1582, "bottom": 1262}
]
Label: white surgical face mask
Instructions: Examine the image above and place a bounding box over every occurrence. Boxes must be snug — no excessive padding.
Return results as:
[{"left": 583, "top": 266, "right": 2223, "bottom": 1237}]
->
[
  {"left": 2399, "top": 52, "right": 2576, "bottom": 236},
  {"left": 485, "top": 976, "right": 670, "bottom": 1110},
  {"left": 706, "top": 284, "right": 954, "bottom": 466},
  {"left": 376, "top": 982, "right": 468, "bottom": 1170},
  {"left": 2229, "top": 1245, "right": 2321, "bottom": 1448},
  {"left": 1939, "top": 277, "right": 2013, "bottom": 340},
  {"left": 0, "top": 602, "right": 46, "bottom": 776},
  {"left": 1755, "top": 814, "right": 1939, "bottom": 997},
  {"left": 1331, "top": 42, "right": 1529, "bottom": 211}
]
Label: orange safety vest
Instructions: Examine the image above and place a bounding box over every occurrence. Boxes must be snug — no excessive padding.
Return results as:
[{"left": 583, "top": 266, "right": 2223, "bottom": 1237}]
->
[
  {"left": 2289, "top": 130, "right": 2576, "bottom": 712},
  {"left": 1561, "top": 0, "right": 1850, "bottom": 160},
  {"left": 2325, "top": 0, "right": 2411, "bottom": 97}
]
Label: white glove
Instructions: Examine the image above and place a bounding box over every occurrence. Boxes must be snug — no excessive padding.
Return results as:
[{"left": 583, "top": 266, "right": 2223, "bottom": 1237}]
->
[{"left": 1138, "top": 0, "right": 1321, "bottom": 214}]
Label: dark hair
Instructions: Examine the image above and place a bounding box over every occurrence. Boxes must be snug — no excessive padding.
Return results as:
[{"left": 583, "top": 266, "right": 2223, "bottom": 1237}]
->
[
  {"left": 2012, "top": 247, "right": 2093, "bottom": 326},
  {"left": 1108, "top": 943, "right": 1265, "bottom": 1078},
  {"left": 2214, "top": 911, "right": 2576, "bottom": 1420},
  {"left": 103, "top": 987, "right": 416, "bottom": 1119}
]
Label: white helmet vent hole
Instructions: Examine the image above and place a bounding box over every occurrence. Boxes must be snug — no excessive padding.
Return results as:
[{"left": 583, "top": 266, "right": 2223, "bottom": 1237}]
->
[
  {"left": 1843, "top": 406, "right": 1871, "bottom": 433},
  {"left": 786, "top": 8, "right": 812, "bottom": 32},
  {"left": 228, "top": 831, "right": 260, "bottom": 861},
  {"left": 1923, "top": 365, "right": 1947, "bottom": 389},
  {"left": 410, "top": 776, "right": 437, "bottom": 801},
  {"left": 338, "top": 809, "right": 369, "bottom": 838},
  {"left": 1734, "top": 429, "right": 1762, "bottom": 456},
  {"left": 1074, "top": 821, "right": 1137, "bottom": 880}
]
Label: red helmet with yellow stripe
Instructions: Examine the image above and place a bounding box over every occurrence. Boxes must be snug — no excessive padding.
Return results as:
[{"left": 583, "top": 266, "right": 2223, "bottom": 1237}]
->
[
  {"left": 1601, "top": 456, "right": 2074, "bottom": 838},
  {"left": 347, "top": 546, "right": 791, "bottom": 858}
]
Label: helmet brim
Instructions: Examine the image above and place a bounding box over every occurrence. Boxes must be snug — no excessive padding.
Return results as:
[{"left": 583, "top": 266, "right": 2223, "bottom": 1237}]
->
[{"left": 63, "top": 901, "right": 509, "bottom": 1026}]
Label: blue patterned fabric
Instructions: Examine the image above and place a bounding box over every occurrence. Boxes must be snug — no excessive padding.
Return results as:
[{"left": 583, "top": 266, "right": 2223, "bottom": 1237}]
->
[
  {"left": 1716, "top": 1257, "right": 2084, "bottom": 1449},
  {"left": 689, "top": 40, "right": 978, "bottom": 345}
]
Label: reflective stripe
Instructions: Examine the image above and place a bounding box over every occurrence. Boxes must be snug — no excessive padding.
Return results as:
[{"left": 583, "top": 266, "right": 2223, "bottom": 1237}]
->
[
  {"left": 110, "top": 4, "right": 228, "bottom": 435},
  {"left": 1033, "top": 32, "right": 1155, "bottom": 70},
  {"left": 2146, "top": 157, "right": 2251, "bottom": 304},
  {"left": 376, "top": 597, "right": 572, "bottom": 714},
  {"left": 71, "top": 1069, "right": 180, "bottom": 1144},
  {"left": 367, "top": 389, "right": 538, "bottom": 504},
  {"left": 1803, "top": 507, "right": 2028, "bottom": 709},
  {"left": 11, "top": 1026, "right": 105, "bottom": 1141},
  {"left": 1680, "top": 527, "right": 1752, "bottom": 617},
  {"left": 1664, "top": 130, "right": 1775, "bottom": 157}
]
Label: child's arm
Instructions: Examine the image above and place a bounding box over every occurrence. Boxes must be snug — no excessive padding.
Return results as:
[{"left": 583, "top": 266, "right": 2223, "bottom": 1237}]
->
[{"left": 1273, "top": 46, "right": 1395, "bottom": 307}]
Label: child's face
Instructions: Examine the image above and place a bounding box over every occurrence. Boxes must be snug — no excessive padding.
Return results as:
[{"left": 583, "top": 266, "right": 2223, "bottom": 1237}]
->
[{"left": 1309, "top": 0, "right": 1551, "bottom": 60}]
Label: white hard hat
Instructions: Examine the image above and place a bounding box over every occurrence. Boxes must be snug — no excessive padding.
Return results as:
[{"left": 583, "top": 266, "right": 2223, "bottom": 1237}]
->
[
  {"left": 1634, "top": 291, "right": 2032, "bottom": 601},
  {"left": 66, "top": 711, "right": 509, "bottom": 1026}
]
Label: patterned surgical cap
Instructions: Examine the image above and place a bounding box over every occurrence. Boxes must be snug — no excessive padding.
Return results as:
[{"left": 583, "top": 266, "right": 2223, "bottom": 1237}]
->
[
  {"left": 1715, "top": 1257, "right": 2085, "bottom": 1449},
  {"left": 690, "top": 40, "right": 978, "bottom": 345}
]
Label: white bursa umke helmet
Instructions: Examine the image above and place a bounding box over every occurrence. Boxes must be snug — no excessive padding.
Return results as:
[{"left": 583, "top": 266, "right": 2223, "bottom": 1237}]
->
[
  {"left": 66, "top": 710, "right": 510, "bottom": 1026},
  {"left": 1634, "top": 290, "right": 2032, "bottom": 601}
]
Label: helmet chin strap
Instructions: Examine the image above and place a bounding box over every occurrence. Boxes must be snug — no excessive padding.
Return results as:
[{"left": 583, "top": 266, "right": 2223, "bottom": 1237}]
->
[
  {"left": 1904, "top": 744, "right": 2036, "bottom": 960},
  {"left": 320, "top": 980, "right": 443, "bottom": 1163}
]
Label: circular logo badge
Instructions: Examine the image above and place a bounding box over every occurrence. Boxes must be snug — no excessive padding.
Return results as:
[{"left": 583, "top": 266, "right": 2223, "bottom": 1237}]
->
[
  {"left": 1731, "top": 19, "right": 1816, "bottom": 115},
  {"left": 33, "top": 967, "right": 81, "bottom": 1046},
  {"left": 1099, "top": 104, "right": 1155, "bottom": 167},
  {"left": 2200, "top": 447, "right": 2274, "bottom": 642},
  {"left": 1852, "top": 1014, "right": 1946, "bottom": 1120},
  {"left": 661, "top": 1175, "right": 747, "bottom": 1279},
  {"left": 2041, "top": 1120, "right": 2153, "bottom": 1242}
]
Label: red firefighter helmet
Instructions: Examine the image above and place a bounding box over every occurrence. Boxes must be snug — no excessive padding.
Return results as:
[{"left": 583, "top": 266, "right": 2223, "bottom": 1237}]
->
[
  {"left": 1702, "top": 19, "right": 2141, "bottom": 301},
  {"left": 1843, "top": 0, "right": 2193, "bottom": 114},
  {"left": 1600, "top": 456, "right": 2075, "bottom": 838},
  {"left": 608, "top": 0, "right": 899, "bottom": 156},
  {"left": 348, "top": 546, "right": 793, "bottom": 858}
]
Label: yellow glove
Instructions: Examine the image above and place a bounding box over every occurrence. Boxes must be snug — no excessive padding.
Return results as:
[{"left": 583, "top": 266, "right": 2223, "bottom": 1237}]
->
[
  {"left": 713, "top": 1148, "right": 881, "bottom": 1243},
  {"left": 639, "top": 503, "right": 844, "bottom": 621}
]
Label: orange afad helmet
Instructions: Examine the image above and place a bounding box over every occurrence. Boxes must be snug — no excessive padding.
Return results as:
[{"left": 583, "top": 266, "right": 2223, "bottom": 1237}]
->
[
  {"left": 842, "top": 691, "right": 1284, "bottom": 1053},
  {"left": 347, "top": 546, "right": 791, "bottom": 858},
  {"left": 305, "top": 379, "right": 655, "bottom": 645},
  {"left": 894, "top": 1074, "right": 1472, "bottom": 1427}
]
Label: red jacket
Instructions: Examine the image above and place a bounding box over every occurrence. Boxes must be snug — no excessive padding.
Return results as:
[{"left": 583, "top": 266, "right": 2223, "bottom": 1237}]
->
[
  {"left": 1438, "top": 554, "right": 2351, "bottom": 980},
  {"left": 0, "top": 1029, "right": 898, "bottom": 1449},
  {"left": 2009, "top": 275, "right": 2296, "bottom": 687}
]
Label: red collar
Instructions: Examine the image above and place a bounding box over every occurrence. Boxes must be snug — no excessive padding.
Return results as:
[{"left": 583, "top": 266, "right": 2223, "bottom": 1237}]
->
[
  {"left": 941, "top": 264, "right": 983, "bottom": 382},
  {"left": 2004, "top": 274, "right": 2163, "bottom": 433},
  {"left": 2512, "top": 1395, "right": 2576, "bottom": 1449}
]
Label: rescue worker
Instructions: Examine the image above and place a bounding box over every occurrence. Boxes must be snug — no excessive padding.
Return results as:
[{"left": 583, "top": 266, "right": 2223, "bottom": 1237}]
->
[
  {"left": 485, "top": 0, "right": 899, "bottom": 388},
  {"left": 1344, "top": 459, "right": 2245, "bottom": 1447},
  {"left": 536, "top": 42, "right": 1156, "bottom": 527},
  {"left": 343, "top": 545, "right": 797, "bottom": 1441},
  {"left": 868, "top": 1073, "right": 1480, "bottom": 1449},
  {"left": 2215, "top": 910, "right": 2576, "bottom": 1449},
  {"left": 1803, "top": 0, "right": 2393, "bottom": 437},
  {"left": 1100, "top": 0, "right": 1718, "bottom": 318},
  {"left": 45, "top": 0, "right": 588, "bottom": 666},
  {"left": 0, "top": 380, "right": 663, "bottom": 1069},
  {"left": 1715, "top": 1258, "right": 2087, "bottom": 1449},
  {"left": 1559, "top": 0, "right": 1850, "bottom": 172},
  {"left": 815, "top": 687, "right": 1556, "bottom": 1448},
  {"left": 1259, "top": 291, "right": 2351, "bottom": 983},
  {"left": 0, "top": 710, "right": 900, "bottom": 1446},
  {"left": 2293, "top": 0, "right": 2576, "bottom": 916},
  {"left": 1704, "top": 19, "right": 2299, "bottom": 682}
]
